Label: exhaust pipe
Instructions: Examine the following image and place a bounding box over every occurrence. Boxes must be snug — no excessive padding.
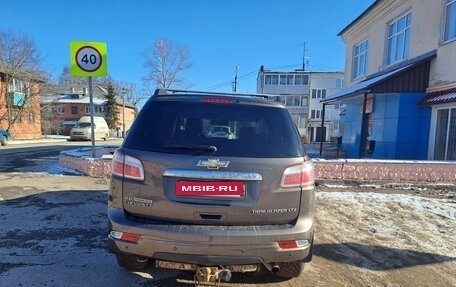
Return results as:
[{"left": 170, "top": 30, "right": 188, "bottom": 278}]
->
[
  {"left": 216, "top": 269, "right": 232, "bottom": 282},
  {"left": 264, "top": 262, "right": 280, "bottom": 274},
  {"left": 196, "top": 267, "right": 232, "bottom": 283}
]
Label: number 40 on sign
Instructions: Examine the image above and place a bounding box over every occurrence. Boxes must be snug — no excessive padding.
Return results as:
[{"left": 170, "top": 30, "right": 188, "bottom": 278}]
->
[{"left": 70, "top": 41, "right": 107, "bottom": 77}]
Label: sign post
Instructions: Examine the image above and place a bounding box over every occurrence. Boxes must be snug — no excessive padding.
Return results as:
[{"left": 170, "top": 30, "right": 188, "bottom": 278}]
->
[{"left": 70, "top": 41, "right": 107, "bottom": 158}]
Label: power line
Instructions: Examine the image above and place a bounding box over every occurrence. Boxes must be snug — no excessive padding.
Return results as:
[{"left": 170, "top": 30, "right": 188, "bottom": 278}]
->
[
  {"left": 205, "top": 80, "right": 234, "bottom": 91},
  {"left": 204, "top": 68, "right": 259, "bottom": 91},
  {"left": 267, "top": 63, "right": 301, "bottom": 70}
]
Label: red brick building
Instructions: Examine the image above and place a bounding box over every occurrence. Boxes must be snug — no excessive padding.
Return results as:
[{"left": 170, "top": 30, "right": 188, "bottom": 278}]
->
[
  {"left": 0, "top": 68, "right": 42, "bottom": 140},
  {"left": 40, "top": 84, "right": 137, "bottom": 136}
]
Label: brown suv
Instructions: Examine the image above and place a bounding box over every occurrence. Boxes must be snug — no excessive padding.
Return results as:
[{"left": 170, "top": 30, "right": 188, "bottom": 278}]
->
[{"left": 108, "top": 89, "right": 315, "bottom": 282}]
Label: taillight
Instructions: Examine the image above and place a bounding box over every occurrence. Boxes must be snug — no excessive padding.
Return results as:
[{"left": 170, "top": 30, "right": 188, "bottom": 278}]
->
[
  {"left": 277, "top": 240, "right": 310, "bottom": 249},
  {"left": 280, "top": 162, "right": 315, "bottom": 188},
  {"left": 112, "top": 150, "right": 144, "bottom": 181},
  {"left": 110, "top": 231, "right": 141, "bottom": 243}
]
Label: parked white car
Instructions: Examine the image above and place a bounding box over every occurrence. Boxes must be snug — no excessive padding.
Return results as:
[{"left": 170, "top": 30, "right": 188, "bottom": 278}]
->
[
  {"left": 70, "top": 116, "right": 109, "bottom": 141},
  {"left": 208, "top": 125, "right": 235, "bottom": 139}
]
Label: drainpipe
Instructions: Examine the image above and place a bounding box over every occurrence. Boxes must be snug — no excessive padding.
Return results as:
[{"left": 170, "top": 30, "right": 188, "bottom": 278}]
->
[
  {"left": 358, "top": 93, "right": 368, "bottom": 158},
  {"left": 319, "top": 103, "right": 326, "bottom": 156},
  {"left": 260, "top": 65, "right": 264, "bottom": 94}
]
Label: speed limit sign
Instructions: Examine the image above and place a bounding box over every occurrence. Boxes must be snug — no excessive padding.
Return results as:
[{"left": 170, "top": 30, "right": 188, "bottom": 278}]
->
[{"left": 70, "top": 41, "right": 107, "bottom": 77}]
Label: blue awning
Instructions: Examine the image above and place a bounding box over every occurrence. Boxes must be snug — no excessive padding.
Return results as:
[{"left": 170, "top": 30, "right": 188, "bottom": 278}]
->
[
  {"left": 322, "top": 50, "right": 437, "bottom": 105},
  {"left": 322, "top": 65, "right": 412, "bottom": 104}
]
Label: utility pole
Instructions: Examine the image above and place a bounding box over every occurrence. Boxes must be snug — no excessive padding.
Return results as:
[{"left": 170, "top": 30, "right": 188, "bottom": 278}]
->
[
  {"left": 301, "top": 42, "right": 306, "bottom": 71},
  {"left": 233, "top": 66, "right": 239, "bottom": 93},
  {"left": 121, "top": 88, "right": 126, "bottom": 138},
  {"left": 297, "top": 42, "right": 308, "bottom": 71}
]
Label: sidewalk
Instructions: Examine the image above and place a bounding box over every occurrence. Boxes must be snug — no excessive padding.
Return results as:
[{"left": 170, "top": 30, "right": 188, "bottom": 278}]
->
[
  {"left": 304, "top": 142, "right": 346, "bottom": 159},
  {"left": 9, "top": 136, "right": 125, "bottom": 145},
  {"left": 9, "top": 136, "right": 70, "bottom": 145}
]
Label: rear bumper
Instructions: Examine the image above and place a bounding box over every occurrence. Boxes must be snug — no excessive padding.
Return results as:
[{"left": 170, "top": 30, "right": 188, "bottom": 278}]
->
[{"left": 108, "top": 207, "right": 314, "bottom": 265}]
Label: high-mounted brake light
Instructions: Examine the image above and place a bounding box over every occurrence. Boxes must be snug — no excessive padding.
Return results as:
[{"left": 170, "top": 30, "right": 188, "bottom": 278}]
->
[
  {"left": 201, "top": 97, "right": 234, "bottom": 104},
  {"left": 280, "top": 162, "right": 315, "bottom": 188},
  {"left": 112, "top": 150, "right": 145, "bottom": 181}
]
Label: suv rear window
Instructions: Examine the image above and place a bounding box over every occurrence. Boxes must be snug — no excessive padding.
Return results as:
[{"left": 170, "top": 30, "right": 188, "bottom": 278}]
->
[{"left": 124, "top": 98, "right": 304, "bottom": 158}]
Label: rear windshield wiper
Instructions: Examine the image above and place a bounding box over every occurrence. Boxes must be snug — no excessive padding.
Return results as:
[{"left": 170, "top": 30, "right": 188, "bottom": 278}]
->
[{"left": 165, "top": 144, "right": 217, "bottom": 152}]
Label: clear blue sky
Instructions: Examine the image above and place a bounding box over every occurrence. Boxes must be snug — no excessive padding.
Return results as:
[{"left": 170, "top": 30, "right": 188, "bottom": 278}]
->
[{"left": 2, "top": 0, "right": 374, "bottom": 94}]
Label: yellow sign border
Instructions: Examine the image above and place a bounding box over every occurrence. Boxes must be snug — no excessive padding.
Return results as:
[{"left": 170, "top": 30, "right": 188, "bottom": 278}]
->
[{"left": 70, "top": 41, "right": 107, "bottom": 77}]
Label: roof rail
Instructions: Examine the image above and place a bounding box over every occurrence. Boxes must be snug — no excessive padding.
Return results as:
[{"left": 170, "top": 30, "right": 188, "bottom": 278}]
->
[{"left": 153, "top": 89, "right": 280, "bottom": 101}]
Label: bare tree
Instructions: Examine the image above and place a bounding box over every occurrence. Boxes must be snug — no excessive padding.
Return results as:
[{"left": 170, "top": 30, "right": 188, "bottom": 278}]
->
[
  {"left": 116, "top": 81, "right": 149, "bottom": 108},
  {"left": 57, "top": 66, "right": 87, "bottom": 85},
  {"left": 0, "top": 28, "right": 46, "bottom": 131},
  {"left": 142, "top": 38, "right": 192, "bottom": 93}
]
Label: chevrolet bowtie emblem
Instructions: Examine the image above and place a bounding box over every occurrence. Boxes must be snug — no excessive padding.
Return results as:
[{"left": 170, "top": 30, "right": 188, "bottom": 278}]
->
[{"left": 197, "top": 159, "right": 230, "bottom": 169}]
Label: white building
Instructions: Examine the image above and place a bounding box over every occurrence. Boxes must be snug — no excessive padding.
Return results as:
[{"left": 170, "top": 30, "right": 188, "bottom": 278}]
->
[
  {"left": 307, "top": 72, "right": 345, "bottom": 142},
  {"left": 322, "top": 0, "right": 456, "bottom": 160},
  {"left": 257, "top": 66, "right": 344, "bottom": 141}
]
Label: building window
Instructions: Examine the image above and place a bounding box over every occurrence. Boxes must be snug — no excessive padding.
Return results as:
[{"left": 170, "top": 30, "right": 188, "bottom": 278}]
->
[
  {"left": 287, "top": 75, "right": 294, "bottom": 85},
  {"left": 353, "top": 40, "right": 368, "bottom": 78},
  {"left": 336, "top": 78, "right": 345, "bottom": 89},
  {"left": 10, "top": 109, "right": 22, "bottom": 123},
  {"left": 271, "top": 75, "right": 279, "bottom": 85},
  {"left": 294, "top": 96, "right": 301, "bottom": 106},
  {"left": 282, "top": 95, "right": 307, "bottom": 107},
  {"left": 387, "top": 11, "right": 411, "bottom": 65},
  {"left": 7, "top": 78, "right": 26, "bottom": 94},
  {"left": 7, "top": 78, "right": 26, "bottom": 107},
  {"left": 434, "top": 108, "right": 456, "bottom": 160},
  {"left": 295, "top": 75, "right": 309, "bottom": 85},
  {"left": 28, "top": 112, "right": 35, "bottom": 123},
  {"left": 264, "top": 75, "right": 278, "bottom": 85},
  {"left": 57, "top": 107, "right": 65, "bottom": 114},
  {"left": 85, "top": 106, "right": 91, "bottom": 114},
  {"left": 265, "top": 73, "right": 309, "bottom": 86},
  {"left": 310, "top": 109, "right": 321, "bottom": 119},
  {"left": 71, "top": 106, "right": 78, "bottom": 114},
  {"left": 445, "top": 0, "right": 456, "bottom": 42},
  {"left": 98, "top": 106, "right": 105, "bottom": 113},
  {"left": 312, "top": 89, "right": 327, "bottom": 99}
]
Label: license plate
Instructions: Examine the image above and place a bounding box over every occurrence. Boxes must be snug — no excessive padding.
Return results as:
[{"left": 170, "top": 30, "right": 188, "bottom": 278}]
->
[
  {"left": 156, "top": 260, "right": 194, "bottom": 271},
  {"left": 227, "top": 264, "right": 258, "bottom": 273},
  {"left": 176, "top": 181, "right": 244, "bottom": 197}
]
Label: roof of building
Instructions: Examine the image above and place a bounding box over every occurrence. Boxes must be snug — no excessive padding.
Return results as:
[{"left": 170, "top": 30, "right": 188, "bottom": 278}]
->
[
  {"left": 322, "top": 50, "right": 437, "bottom": 104},
  {"left": 338, "top": 0, "right": 381, "bottom": 36},
  {"left": 40, "top": 84, "right": 136, "bottom": 108},
  {"left": 418, "top": 88, "right": 456, "bottom": 106},
  {"left": 0, "top": 61, "right": 47, "bottom": 82}
]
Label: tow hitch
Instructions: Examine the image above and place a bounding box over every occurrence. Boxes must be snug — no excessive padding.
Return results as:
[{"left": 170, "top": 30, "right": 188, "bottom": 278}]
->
[
  {"left": 195, "top": 266, "right": 232, "bottom": 286},
  {"left": 156, "top": 260, "right": 258, "bottom": 286}
]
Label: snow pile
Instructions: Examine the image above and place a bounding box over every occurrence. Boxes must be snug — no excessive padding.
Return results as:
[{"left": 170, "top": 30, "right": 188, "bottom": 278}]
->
[
  {"left": 16, "top": 156, "right": 81, "bottom": 176},
  {"left": 316, "top": 190, "right": 456, "bottom": 261}
]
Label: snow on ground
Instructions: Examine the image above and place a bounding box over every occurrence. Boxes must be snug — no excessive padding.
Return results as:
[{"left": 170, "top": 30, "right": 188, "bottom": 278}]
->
[
  {"left": 316, "top": 189, "right": 456, "bottom": 263},
  {"left": 10, "top": 146, "right": 456, "bottom": 262},
  {"left": 16, "top": 155, "right": 82, "bottom": 176}
]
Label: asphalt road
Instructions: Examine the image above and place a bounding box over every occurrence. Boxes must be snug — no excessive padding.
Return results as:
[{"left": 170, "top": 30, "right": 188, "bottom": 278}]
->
[
  {"left": 0, "top": 139, "right": 123, "bottom": 172},
  {"left": 0, "top": 141, "right": 455, "bottom": 287}
]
